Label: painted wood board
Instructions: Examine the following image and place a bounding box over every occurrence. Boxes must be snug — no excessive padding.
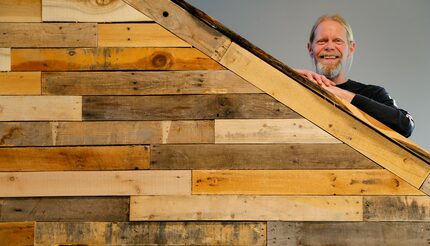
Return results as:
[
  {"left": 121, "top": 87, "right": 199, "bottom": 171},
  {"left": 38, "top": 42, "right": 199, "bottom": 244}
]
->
[
  {"left": 215, "top": 119, "right": 340, "bottom": 144},
  {"left": 0, "top": 145, "right": 150, "bottom": 171},
  {"left": 0, "top": 222, "right": 34, "bottom": 246},
  {"left": 11, "top": 47, "right": 224, "bottom": 71},
  {"left": 0, "top": 48, "right": 11, "bottom": 71},
  {"left": 83, "top": 94, "right": 299, "bottom": 120},
  {"left": 42, "top": 0, "right": 151, "bottom": 22},
  {"left": 42, "top": 70, "right": 261, "bottom": 95},
  {"left": 151, "top": 143, "right": 380, "bottom": 169},
  {"left": 364, "top": 196, "right": 430, "bottom": 221},
  {"left": 0, "top": 96, "right": 81, "bottom": 121},
  {"left": 35, "top": 222, "right": 266, "bottom": 245},
  {"left": 0, "top": 72, "right": 41, "bottom": 95},
  {"left": 0, "top": 0, "right": 41, "bottom": 22},
  {"left": 193, "top": 170, "right": 423, "bottom": 196},
  {"left": 0, "top": 170, "right": 191, "bottom": 197},
  {"left": 130, "top": 195, "right": 363, "bottom": 221}
]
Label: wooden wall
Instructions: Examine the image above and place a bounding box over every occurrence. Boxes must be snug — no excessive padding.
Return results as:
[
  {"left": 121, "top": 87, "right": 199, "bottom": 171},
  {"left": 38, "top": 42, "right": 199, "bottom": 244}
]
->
[{"left": 0, "top": 0, "right": 429, "bottom": 245}]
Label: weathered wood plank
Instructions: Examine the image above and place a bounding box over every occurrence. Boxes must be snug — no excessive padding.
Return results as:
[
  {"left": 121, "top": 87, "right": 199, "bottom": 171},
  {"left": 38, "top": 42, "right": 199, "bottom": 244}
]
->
[
  {"left": 193, "top": 170, "right": 423, "bottom": 196},
  {"left": 0, "top": 120, "right": 214, "bottom": 146},
  {"left": 0, "top": 222, "right": 34, "bottom": 246},
  {"left": 0, "top": 0, "right": 41, "bottom": 22},
  {"left": 83, "top": 94, "right": 299, "bottom": 120},
  {"left": 364, "top": 196, "right": 430, "bottom": 221},
  {"left": 0, "top": 72, "right": 41, "bottom": 95},
  {"left": 421, "top": 173, "right": 430, "bottom": 196},
  {"left": 0, "top": 170, "right": 190, "bottom": 197},
  {"left": 215, "top": 119, "right": 340, "bottom": 144},
  {"left": 0, "top": 197, "right": 129, "bottom": 222},
  {"left": 267, "top": 221, "right": 430, "bottom": 246},
  {"left": 130, "top": 195, "right": 362, "bottom": 221},
  {"left": 0, "top": 96, "right": 81, "bottom": 121},
  {"left": 0, "top": 145, "right": 149, "bottom": 171},
  {"left": 0, "top": 48, "right": 11, "bottom": 71},
  {"left": 124, "top": 0, "right": 231, "bottom": 60},
  {"left": 43, "top": 0, "right": 151, "bottom": 22},
  {"left": 98, "top": 23, "right": 190, "bottom": 47},
  {"left": 0, "top": 23, "right": 97, "bottom": 48},
  {"left": 42, "top": 70, "right": 261, "bottom": 95},
  {"left": 151, "top": 143, "right": 380, "bottom": 169},
  {"left": 11, "top": 47, "right": 223, "bottom": 71},
  {"left": 35, "top": 222, "right": 266, "bottom": 246}
]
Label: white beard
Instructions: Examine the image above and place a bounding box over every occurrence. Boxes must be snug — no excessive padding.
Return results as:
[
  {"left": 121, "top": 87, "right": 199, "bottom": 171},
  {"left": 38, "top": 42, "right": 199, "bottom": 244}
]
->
[{"left": 315, "top": 60, "right": 342, "bottom": 80}]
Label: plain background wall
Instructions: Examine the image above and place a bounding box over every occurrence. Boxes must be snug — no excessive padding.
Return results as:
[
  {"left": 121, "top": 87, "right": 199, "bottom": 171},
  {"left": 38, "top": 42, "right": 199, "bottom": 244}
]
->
[{"left": 187, "top": 0, "right": 430, "bottom": 151}]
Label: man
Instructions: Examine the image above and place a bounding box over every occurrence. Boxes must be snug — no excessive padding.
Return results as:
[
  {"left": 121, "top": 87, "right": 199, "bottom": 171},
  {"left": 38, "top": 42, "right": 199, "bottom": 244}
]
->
[{"left": 295, "top": 14, "right": 414, "bottom": 137}]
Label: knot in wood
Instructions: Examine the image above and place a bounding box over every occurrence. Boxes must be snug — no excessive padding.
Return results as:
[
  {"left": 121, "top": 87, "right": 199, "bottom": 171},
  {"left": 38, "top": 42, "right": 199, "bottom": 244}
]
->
[
  {"left": 95, "top": 0, "right": 116, "bottom": 6},
  {"left": 150, "top": 52, "right": 172, "bottom": 69}
]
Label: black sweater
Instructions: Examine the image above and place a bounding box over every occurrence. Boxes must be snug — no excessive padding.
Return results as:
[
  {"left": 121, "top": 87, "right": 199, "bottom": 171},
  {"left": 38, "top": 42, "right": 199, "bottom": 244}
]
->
[{"left": 337, "top": 79, "right": 414, "bottom": 137}]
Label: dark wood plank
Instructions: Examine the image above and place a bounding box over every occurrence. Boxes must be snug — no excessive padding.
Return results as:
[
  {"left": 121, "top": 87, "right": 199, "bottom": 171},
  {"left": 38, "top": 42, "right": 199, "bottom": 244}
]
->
[
  {"left": 0, "top": 197, "right": 129, "bottom": 222},
  {"left": 83, "top": 94, "right": 300, "bottom": 120},
  {"left": 0, "top": 222, "right": 34, "bottom": 246},
  {"left": 42, "top": 70, "right": 262, "bottom": 95},
  {"left": 151, "top": 143, "right": 380, "bottom": 169},
  {"left": 364, "top": 196, "right": 430, "bottom": 221}
]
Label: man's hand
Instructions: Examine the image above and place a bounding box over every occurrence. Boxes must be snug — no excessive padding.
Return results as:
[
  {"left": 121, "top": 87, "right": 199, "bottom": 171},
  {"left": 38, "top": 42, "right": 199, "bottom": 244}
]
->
[{"left": 294, "top": 68, "right": 336, "bottom": 87}]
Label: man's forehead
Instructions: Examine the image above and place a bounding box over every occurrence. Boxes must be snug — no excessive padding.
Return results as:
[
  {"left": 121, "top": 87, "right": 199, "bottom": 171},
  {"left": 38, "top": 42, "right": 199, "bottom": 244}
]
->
[{"left": 314, "top": 20, "right": 347, "bottom": 37}]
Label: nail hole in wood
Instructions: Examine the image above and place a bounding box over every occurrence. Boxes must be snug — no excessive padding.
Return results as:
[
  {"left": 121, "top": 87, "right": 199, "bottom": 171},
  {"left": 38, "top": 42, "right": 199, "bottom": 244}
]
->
[{"left": 163, "top": 11, "right": 169, "bottom": 17}]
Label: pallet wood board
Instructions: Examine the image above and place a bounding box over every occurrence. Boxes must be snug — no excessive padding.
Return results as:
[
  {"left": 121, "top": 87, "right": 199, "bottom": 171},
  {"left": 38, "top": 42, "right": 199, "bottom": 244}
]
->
[
  {"left": 0, "top": 145, "right": 150, "bottom": 171},
  {"left": 0, "top": 0, "right": 41, "bottom": 22},
  {"left": 0, "top": 170, "right": 190, "bottom": 197},
  {"left": 193, "top": 170, "right": 423, "bottom": 196},
  {"left": 0, "top": 96, "right": 81, "bottom": 121},
  {"left": 131, "top": 195, "right": 362, "bottom": 221},
  {"left": 11, "top": 47, "right": 223, "bottom": 71},
  {"left": 151, "top": 143, "right": 380, "bottom": 169},
  {"left": 0, "top": 72, "right": 41, "bottom": 95},
  {"left": 0, "top": 222, "right": 34, "bottom": 246},
  {"left": 42, "top": 70, "right": 261, "bottom": 95},
  {"left": 0, "top": 48, "right": 11, "bottom": 71},
  {"left": 42, "top": 0, "right": 151, "bottom": 22},
  {"left": 364, "top": 196, "right": 430, "bottom": 221}
]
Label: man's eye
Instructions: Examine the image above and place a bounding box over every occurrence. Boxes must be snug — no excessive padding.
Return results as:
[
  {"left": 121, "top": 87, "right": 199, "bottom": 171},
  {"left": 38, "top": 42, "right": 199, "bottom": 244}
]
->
[{"left": 335, "top": 39, "right": 344, "bottom": 44}]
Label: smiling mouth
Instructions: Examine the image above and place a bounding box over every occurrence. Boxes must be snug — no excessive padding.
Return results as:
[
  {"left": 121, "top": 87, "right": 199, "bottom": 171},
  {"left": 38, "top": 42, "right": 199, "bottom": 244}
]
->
[{"left": 319, "top": 55, "right": 340, "bottom": 59}]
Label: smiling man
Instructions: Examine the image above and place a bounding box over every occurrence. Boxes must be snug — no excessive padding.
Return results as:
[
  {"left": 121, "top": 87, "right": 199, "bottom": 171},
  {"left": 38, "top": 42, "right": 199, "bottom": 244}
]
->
[{"left": 295, "top": 14, "right": 414, "bottom": 137}]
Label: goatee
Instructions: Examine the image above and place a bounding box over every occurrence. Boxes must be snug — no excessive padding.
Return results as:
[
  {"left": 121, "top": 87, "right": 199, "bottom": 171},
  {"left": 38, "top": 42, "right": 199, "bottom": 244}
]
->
[{"left": 315, "top": 60, "right": 342, "bottom": 80}]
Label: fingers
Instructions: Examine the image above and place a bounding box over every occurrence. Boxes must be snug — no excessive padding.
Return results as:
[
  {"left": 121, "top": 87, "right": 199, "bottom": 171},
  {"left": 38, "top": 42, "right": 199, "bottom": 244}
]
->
[{"left": 293, "top": 68, "right": 335, "bottom": 87}]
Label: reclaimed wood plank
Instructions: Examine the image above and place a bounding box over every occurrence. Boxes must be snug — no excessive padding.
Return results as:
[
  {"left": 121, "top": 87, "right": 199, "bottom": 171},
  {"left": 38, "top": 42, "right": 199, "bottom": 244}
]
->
[
  {"left": 0, "top": 48, "right": 11, "bottom": 71},
  {"left": 0, "top": 72, "right": 41, "bottom": 95},
  {"left": 421, "top": 174, "right": 430, "bottom": 196},
  {"left": 11, "top": 47, "right": 223, "bottom": 71},
  {"left": 0, "top": 145, "right": 149, "bottom": 171},
  {"left": 364, "top": 196, "right": 430, "bottom": 221},
  {"left": 130, "top": 195, "right": 363, "bottom": 221},
  {"left": 83, "top": 94, "right": 299, "bottom": 120},
  {"left": 0, "top": 197, "right": 129, "bottom": 222},
  {"left": 193, "top": 170, "right": 423, "bottom": 196},
  {"left": 0, "top": 0, "right": 41, "bottom": 22},
  {"left": 35, "top": 222, "right": 266, "bottom": 245},
  {"left": 42, "top": 70, "right": 261, "bottom": 95},
  {"left": 42, "top": 0, "right": 151, "bottom": 22},
  {"left": 0, "top": 170, "right": 190, "bottom": 197},
  {"left": 215, "top": 119, "right": 340, "bottom": 144},
  {"left": 0, "top": 222, "right": 34, "bottom": 246},
  {"left": 0, "top": 96, "right": 81, "bottom": 121},
  {"left": 267, "top": 221, "right": 430, "bottom": 246},
  {"left": 151, "top": 143, "right": 380, "bottom": 169},
  {"left": 0, "top": 23, "right": 96, "bottom": 48}
]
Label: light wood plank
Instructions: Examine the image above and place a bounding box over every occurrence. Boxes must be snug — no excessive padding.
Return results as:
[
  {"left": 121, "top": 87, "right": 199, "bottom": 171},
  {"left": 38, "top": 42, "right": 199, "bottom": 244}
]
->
[
  {"left": 421, "top": 174, "right": 430, "bottom": 195},
  {"left": 0, "top": 72, "right": 41, "bottom": 95},
  {"left": 0, "top": 0, "right": 41, "bottom": 22},
  {"left": 0, "top": 170, "right": 190, "bottom": 197},
  {"left": 0, "top": 48, "right": 11, "bottom": 71},
  {"left": 364, "top": 196, "right": 430, "bottom": 221},
  {"left": 0, "top": 222, "right": 34, "bottom": 246},
  {"left": 42, "top": 0, "right": 151, "bottom": 22},
  {"left": 130, "top": 195, "right": 363, "bottom": 221},
  {"left": 0, "top": 96, "right": 81, "bottom": 121},
  {"left": 35, "top": 222, "right": 266, "bottom": 245},
  {"left": 0, "top": 145, "right": 149, "bottom": 171},
  {"left": 98, "top": 23, "right": 190, "bottom": 47},
  {"left": 220, "top": 42, "right": 430, "bottom": 188}
]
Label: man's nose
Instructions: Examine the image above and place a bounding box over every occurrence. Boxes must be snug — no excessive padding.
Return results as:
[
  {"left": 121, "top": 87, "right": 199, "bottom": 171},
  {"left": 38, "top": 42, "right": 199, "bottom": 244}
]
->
[{"left": 324, "top": 41, "right": 335, "bottom": 50}]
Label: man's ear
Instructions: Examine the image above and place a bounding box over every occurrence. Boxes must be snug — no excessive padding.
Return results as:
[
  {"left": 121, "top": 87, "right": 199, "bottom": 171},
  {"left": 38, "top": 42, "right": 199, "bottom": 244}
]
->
[
  {"left": 307, "top": 43, "right": 313, "bottom": 56},
  {"left": 348, "top": 41, "right": 356, "bottom": 57}
]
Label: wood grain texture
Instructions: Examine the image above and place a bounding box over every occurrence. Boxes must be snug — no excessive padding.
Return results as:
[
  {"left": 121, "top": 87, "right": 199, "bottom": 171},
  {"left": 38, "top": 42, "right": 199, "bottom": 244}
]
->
[
  {"left": 0, "top": 120, "right": 214, "bottom": 146},
  {"left": 35, "top": 222, "right": 266, "bottom": 245},
  {"left": 0, "top": 222, "right": 34, "bottom": 246},
  {"left": 364, "top": 196, "right": 430, "bottom": 221},
  {"left": 42, "top": 70, "right": 261, "bottom": 95},
  {"left": 0, "top": 170, "right": 190, "bottom": 197},
  {"left": 0, "top": 0, "right": 41, "bottom": 22},
  {"left": 0, "top": 23, "right": 96, "bottom": 48},
  {"left": 11, "top": 47, "right": 223, "bottom": 71},
  {"left": 151, "top": 143, "right": 380, "bottom": 169},
  {"left": 267, "top": 221, "right": 430, "bottom": 246},
  {"left": 0, "top": 72, "right": 41, "bottom": 95},
  {"left": 83, "top": 94, "right": 299, "bottom": 120},
  {"left": 215, "top": 119, "right": 340, "bottom": 144},
  {"left": 130, "top": 195, "right": 363, "bottom": 221},
  {"left": 0, "top": 96, "right": 81, "bottom": 121},
  {"left": 98, "top": 23, "right": 190, "bottom": 47},
  {"left": 43, "top": 0, "right": 151, "bottom": 22},
  {"left": 0, "top": 48, "right": 11, "bottom": 71},
  {"left": 0, "top": 145, "right": 149, "bottom": 171},
  {"left": 421, "top": 174, "right": 430, "bottom": 196},
  {"left": 0, "top": 197, "right": 129, "bottom": 222},
  {"left": 193, "top": 170, "right": 423, "bottom": 196}
]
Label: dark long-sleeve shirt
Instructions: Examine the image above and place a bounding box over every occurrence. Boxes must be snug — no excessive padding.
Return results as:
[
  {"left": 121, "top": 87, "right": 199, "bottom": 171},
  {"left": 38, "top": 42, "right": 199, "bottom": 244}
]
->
[{"left": 337, "top": 79, "right": 414, "bottom": 137}]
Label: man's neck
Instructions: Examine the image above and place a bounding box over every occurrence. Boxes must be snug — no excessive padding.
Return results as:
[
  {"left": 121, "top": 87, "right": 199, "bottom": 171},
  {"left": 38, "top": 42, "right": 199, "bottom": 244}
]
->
[{"left": 332, "top": 74, "right": 348, "bottom": 85}]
